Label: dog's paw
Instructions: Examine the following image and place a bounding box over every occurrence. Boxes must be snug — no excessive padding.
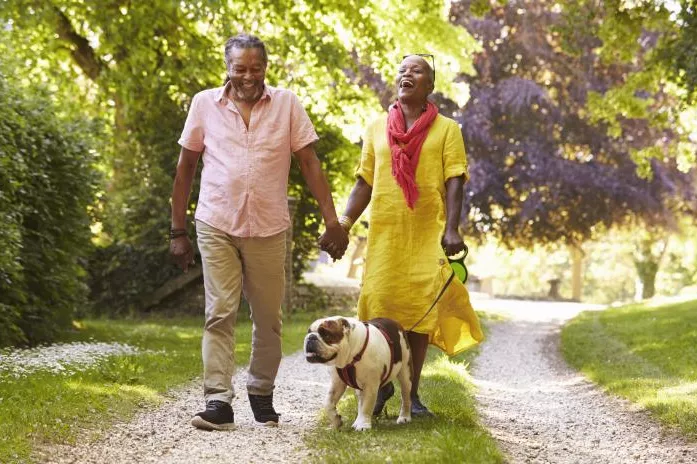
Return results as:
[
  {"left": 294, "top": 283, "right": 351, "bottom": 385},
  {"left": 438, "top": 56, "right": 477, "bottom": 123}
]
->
[
  {"left": 351, "top": 420, "right": 372, "bottom": 431},
  {"left": 396, "top": 415, "right": 412, "bottom": 425},
  {"left": 330, "top": 414, "right": 343, "bottom": 429}
]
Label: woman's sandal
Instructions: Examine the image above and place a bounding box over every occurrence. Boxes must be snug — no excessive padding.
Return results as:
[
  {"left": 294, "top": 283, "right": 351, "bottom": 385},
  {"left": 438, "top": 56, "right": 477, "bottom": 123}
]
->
[{"left": 411, "top": 395, "right": 435, "bottom": 417}]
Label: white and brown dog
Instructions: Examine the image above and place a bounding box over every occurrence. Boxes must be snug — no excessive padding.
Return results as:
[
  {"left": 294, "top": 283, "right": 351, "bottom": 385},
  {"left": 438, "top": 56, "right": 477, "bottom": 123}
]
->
[{"left": 304, "top": 316, "right": 412, "bottom": 431}]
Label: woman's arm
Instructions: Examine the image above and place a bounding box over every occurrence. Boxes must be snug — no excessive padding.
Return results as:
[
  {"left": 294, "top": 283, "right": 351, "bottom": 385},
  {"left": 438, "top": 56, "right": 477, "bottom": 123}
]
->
[
  {"left": 442, "top": 175, "right": 466, "bottom": 256},
  {"left": 340, "top": 177, "right": 373, "bottom": 230}
]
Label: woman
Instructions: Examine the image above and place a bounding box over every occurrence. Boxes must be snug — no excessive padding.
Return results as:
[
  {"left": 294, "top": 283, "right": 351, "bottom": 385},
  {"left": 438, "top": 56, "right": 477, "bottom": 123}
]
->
[{"left": 325, "top": 54, "right": 483, "bottom": 417}]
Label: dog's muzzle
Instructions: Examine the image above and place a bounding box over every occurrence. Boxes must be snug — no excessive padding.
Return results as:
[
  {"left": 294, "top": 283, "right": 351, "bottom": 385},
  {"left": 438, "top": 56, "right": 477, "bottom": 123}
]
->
[{"left": 304, "top": 334, "right": 336, "bottom": 364}]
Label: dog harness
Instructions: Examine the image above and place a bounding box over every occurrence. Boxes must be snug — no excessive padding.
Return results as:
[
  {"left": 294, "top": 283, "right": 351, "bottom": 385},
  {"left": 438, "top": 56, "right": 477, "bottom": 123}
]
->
[{"left": 335, "top": 322, "right": 397, "bottom": 391}]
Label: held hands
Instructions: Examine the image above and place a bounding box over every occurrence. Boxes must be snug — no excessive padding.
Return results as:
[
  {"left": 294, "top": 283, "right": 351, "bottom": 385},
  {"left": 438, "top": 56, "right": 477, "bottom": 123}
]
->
[
  {"left": 170, "top": 235, "right": 195, "bottom": 272},
  {"left": 442, "top": 228, "right": 465, "bottom": 257},
  {"left": 319, "top": 221, "right": 349, "bottom": 260}
]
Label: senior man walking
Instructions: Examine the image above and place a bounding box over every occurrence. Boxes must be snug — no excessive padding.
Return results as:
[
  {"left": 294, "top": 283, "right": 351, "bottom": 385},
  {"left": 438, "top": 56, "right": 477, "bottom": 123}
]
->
[{"left": 170, "top": 33, "right": 348, "bottom": 430}]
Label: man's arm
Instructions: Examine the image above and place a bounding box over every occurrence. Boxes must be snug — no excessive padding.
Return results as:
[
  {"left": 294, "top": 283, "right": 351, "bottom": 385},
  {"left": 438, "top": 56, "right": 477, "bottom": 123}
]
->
[
  {"left": 293, "top": 143, "right": 349, "bottom": 259},
  {"left": 170, "top": 147, "right": 202, "bottom": 271}
]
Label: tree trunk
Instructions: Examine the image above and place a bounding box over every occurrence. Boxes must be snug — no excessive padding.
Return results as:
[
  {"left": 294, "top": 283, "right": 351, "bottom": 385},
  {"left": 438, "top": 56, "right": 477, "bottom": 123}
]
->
[
  {"left": 569, "top": 244, "right": 584, "bottom": 302},
  {"left": 632, "top": 229, "right": 668, "bottom": 300}
]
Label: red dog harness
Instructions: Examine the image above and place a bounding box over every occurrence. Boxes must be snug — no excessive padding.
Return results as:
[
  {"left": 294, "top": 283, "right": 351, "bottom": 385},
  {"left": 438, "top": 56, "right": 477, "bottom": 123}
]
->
[{"left": 335, "top": 322, "right": 397, "bottom": 391}]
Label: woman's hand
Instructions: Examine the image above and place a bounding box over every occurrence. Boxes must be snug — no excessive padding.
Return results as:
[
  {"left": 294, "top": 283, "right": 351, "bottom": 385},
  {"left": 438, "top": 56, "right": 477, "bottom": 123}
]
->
[
  {"left": 170, "top": 235, "right": 195, "bottom": 272},
  {"left": 442, "top": 228, "right": 465, "bottom": 257},
  {"left": 319, "top": 222, "right": 349, "bottom": 260}
]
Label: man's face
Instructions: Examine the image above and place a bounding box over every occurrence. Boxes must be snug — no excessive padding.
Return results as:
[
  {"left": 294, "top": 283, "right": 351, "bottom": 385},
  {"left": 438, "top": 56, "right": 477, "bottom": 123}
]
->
[{"left": 226, "top": 47, "right": 267, "bottom": 103}]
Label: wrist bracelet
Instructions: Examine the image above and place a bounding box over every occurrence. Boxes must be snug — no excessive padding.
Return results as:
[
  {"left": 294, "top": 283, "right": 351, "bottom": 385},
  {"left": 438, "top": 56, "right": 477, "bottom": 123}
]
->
[
  {"left": 169, "top": 228, "right": 188, "bottom": 239},
  {"left": 338, "top": 215, "right": 354, "bottom": 232}
]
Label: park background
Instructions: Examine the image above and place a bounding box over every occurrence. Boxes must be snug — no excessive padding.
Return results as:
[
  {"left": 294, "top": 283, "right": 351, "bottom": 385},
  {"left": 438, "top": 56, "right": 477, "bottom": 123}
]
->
[
  {"left": 1, "top": 1, "right": 697, "bottom": 462},
  {"left": 3, "top": 0, "right": 697, "bottom": 345}
]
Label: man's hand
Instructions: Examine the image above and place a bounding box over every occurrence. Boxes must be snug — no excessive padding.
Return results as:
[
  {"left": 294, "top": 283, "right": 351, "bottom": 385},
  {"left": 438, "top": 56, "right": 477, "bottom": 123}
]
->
[
  {"left": 319, "top": 222, "right": 349, "bottom": 260},
  {"left": 170, "top": 235, "right": 195, "bottom": 272},
  {"left": 442, "top": 228, "right": 465, "bottom": 257}
]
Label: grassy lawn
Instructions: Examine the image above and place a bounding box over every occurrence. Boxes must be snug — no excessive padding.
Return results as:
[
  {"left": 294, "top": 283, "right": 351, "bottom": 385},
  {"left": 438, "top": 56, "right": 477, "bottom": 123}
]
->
[
  {"left": 0, "top": 312, "right": 315, "bottom": 464},
  {"left": 561, "top": 299, "right": 697, "bottom": 439},
  {"left": 305, "top": 346, "right": 503, "bottom": 463}
]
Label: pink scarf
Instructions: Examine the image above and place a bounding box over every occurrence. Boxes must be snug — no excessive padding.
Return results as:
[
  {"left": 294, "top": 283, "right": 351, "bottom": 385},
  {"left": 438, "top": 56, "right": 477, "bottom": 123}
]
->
[{"left": 387, "top": 100, "right": 438, "bottom": 208}]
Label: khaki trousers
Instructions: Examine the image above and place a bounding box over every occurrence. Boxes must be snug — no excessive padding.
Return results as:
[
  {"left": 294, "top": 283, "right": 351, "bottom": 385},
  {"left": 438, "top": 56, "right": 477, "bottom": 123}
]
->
[{"left": 196, "top": 220, "right": 286, "bottom": 403}]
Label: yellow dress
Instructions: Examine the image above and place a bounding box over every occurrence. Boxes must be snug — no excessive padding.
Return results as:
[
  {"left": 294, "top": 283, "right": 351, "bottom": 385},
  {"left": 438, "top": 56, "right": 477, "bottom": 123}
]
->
[{"left": 356, "top": 113, "right": 484, "bottom": 356}]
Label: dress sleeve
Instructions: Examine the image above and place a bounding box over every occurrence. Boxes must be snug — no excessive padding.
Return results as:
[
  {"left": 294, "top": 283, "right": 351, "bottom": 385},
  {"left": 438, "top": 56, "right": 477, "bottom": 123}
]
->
[
  {"left": 355, "top": 121, "right": 376, "bottom": 187},
  {"left": 443, "top": 119, "right": 469, "bottom": 182}
]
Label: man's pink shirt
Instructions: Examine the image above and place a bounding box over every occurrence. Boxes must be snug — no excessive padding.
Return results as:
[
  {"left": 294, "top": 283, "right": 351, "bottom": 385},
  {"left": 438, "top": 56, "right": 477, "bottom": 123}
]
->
[{"left": 178, "top": 83, "right": 318, "bottom": 237}]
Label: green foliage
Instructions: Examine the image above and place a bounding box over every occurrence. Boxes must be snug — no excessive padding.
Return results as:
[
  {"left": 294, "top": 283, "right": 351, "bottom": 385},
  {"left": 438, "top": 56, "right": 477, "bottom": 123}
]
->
[
  {"left": 2, "top": 0, "right": 476, "bottom": 315},
  {"left": 0, "top": 61, "right": 99, "bottom": 346},
  {"left": 556, "top": 0, "right": 695, "bottom": 172},
  {"left": 562, "top": 299, "right": 697, "bottom": 438}
]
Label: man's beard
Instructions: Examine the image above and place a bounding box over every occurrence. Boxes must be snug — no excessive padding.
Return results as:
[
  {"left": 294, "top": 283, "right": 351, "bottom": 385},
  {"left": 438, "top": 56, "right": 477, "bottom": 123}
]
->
[{"left": 230, "top": 79, "right": 264, "bottom": 103}]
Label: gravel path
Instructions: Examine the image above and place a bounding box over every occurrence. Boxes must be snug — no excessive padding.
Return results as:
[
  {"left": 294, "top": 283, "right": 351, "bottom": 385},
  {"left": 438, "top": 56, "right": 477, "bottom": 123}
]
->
[
  {"left": 471, "top": 300, "right": 697, "bottom": 464},
  {"left": 39, "top": 352, "right": 329, "bottom": 464}
]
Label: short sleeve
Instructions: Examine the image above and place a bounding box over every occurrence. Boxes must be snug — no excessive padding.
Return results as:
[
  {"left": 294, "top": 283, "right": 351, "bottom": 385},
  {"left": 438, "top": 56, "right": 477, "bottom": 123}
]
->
[
  {"left": 289, "top": 93, "right": 319, "bottom": 152},
  {"left": 355, "top": 122, "right": 375, "bottom": 187},
  {"left": 443, "top": 119, "right": 469, "bottom": 182},
  {"left": 178, "top": 93, "right": 205, "bottom": 152}
]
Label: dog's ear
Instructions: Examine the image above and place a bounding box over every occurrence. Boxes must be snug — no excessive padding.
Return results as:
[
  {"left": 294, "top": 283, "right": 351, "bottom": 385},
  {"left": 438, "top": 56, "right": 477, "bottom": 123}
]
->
[{"left": 340, "top": 318, "right": 350, "bottom": 330}]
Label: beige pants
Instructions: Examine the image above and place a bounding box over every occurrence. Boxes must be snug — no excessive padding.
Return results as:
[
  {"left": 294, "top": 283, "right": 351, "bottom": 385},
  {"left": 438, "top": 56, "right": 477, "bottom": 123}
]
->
[{"left": 196, "top": 220, "right": 286, "bottom": 403}]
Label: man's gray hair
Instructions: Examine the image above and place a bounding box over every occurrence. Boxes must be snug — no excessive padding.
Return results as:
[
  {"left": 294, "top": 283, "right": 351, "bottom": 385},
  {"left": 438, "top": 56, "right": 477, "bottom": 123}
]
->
[{"left": 224, "top": 33, "right": 268, "bottom": 65}]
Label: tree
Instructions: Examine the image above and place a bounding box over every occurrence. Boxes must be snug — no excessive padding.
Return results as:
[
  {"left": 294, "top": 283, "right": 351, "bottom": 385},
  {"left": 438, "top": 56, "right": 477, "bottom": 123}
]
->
[
  {"left": 445, "top": 0, "right": 696, "bottom": 260},
  {"left": 2, "top": 0, "right": 477, "bottom": 312}
]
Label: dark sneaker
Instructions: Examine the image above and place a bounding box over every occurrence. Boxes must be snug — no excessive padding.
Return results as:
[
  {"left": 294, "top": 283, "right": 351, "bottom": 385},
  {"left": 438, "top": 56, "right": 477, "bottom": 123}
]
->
[
  {"left": 191, "top": 400, "right": 235, "bottom": 431},
  {"left": 248, "top": 393, "right": 280, "bottom": 426},
  {"left": 411, "top": 396, "right": 435, "bottom": 417},
  {"left": 372, "top": 382, "right": 395, "bottom": 417}
]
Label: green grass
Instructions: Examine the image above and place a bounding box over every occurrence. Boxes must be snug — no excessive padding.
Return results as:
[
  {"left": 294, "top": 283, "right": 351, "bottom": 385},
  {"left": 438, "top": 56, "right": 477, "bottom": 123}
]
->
[
  {"left": 305, "top": 347, "right": 503, "bottom": 464},
  {"left": 562, "top": 299, "right": 697, "bottom": 438},
  {"left": 0, "top": 312, "right": 315, "bottom": 464}
]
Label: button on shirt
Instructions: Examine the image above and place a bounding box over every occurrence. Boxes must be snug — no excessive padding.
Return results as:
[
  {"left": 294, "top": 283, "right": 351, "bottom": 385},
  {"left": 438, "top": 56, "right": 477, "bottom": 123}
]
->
[{"left": 178, "top": 83, "right": 319, "bottom": 237}]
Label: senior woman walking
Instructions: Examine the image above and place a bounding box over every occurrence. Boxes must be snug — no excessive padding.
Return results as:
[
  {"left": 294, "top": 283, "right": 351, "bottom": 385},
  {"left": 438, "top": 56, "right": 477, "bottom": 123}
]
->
[{"left": 323, "top": 54, "right": 483, "bottom": 417}]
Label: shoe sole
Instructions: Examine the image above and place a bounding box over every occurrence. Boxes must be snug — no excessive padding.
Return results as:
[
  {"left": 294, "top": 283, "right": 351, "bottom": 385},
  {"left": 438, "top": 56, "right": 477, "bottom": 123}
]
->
[
  {"left": 253, "top": 420, "right": 279, "bottom": 427},
  {"left": 191, "top": 416, "right": 236, "bottom": 431}
]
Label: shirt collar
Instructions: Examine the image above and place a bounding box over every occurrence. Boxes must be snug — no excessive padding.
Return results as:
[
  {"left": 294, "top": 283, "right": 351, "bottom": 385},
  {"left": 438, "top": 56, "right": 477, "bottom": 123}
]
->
[{"left": 215, "top": 81, "right": 272, "bottom": 103}]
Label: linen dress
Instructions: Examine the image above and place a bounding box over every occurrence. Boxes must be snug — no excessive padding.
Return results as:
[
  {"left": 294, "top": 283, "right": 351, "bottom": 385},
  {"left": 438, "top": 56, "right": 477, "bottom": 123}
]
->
[{"left": 356, "top": 113, "right": 484, "bottom": 356}]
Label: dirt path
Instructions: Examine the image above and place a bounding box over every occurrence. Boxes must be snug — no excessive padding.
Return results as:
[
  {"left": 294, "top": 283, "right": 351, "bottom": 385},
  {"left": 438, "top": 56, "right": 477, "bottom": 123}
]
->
[
  {"left": 471, "top": 300, "right": 696, "bottom": 464},
  {"left": 40, "top": 352, "right": 329, "bottom": 464}
]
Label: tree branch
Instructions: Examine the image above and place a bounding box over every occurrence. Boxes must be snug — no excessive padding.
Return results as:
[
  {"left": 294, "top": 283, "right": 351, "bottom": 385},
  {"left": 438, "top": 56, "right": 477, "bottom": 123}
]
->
[{"left": 51, "top": 5, "right": 102, "bottom": 81}]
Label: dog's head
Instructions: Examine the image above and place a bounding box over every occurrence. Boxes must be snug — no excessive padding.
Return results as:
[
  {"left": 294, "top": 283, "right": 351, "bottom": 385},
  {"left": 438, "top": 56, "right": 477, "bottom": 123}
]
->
[{"left": 304, "top": 316, "right": 353, "bottom": 365}]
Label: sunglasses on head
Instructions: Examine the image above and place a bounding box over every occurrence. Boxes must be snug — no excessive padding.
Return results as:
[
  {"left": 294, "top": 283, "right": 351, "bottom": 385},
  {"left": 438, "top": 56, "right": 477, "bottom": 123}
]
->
[{"left": 403, "top": 53, "right": 436, "bottom": 83}]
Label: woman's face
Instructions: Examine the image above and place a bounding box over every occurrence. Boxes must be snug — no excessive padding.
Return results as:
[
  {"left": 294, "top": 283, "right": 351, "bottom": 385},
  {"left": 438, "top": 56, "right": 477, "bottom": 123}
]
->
[{"left": 396, "top": 56, "right": 434, "bottom": 102}]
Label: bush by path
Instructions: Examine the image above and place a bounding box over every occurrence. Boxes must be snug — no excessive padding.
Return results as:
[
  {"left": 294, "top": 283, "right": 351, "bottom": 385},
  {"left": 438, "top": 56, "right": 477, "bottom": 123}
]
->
[
  {"left": 0, "top": 68, "right": 99, "bottom": 347},
  {"left": 562, "top": 298, "right": 697, "bottom": 439}
]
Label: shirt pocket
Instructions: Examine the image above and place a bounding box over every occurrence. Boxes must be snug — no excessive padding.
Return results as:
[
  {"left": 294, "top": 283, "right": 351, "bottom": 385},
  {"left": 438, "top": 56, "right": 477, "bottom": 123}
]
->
[{"left": 257, "top": 120, "right": 290, "bottom": 153}]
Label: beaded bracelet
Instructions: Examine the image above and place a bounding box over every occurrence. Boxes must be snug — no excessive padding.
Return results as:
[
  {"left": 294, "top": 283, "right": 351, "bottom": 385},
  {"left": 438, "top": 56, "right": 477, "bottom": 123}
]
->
[{"left": 169, "top": 228, "right": 188, "bottom": 239}]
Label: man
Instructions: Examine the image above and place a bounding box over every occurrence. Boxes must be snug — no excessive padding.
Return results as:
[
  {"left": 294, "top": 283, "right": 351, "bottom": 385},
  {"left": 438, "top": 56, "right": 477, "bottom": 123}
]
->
[{"left": 170, "top": 33, "right": 348, "bottom": 430}]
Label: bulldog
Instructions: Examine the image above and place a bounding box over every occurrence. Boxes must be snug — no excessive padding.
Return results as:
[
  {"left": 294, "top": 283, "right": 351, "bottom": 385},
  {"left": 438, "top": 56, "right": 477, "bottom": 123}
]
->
[{"left": 304, "top": 316, "right": 412, "bottom": 431}]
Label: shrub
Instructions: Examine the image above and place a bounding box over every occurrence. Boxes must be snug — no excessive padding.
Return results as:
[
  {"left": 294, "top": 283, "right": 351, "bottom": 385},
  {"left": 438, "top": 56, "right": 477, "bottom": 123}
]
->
[{"left": 0, "top": 70, "right": 99, "bottom": 346}]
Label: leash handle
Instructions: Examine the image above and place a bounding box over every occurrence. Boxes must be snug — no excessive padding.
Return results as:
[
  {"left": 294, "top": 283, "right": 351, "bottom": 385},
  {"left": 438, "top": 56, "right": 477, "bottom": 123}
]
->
[{"left": 408, "top": 270, "right": 456, "bottom": 332}]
